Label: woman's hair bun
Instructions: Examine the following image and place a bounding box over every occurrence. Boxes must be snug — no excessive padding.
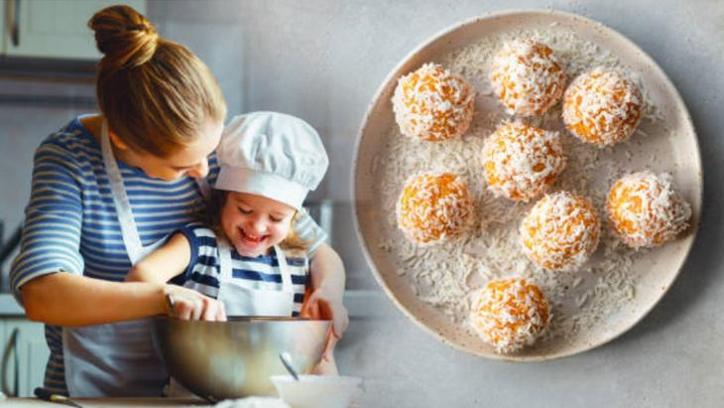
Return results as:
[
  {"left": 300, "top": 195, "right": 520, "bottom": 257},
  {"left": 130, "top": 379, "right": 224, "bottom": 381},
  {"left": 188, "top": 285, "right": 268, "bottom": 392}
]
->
[{"left": 88, "top": 5, "right": 159, "bottom": 71}]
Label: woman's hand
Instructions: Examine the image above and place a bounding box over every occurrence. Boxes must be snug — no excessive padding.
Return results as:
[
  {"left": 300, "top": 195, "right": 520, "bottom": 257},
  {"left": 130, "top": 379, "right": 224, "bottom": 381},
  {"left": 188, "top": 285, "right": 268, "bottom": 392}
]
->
[
  {"left": 163, "top": 284, "right": 227, "bottom": 321},
  {"left": 301, "top": 286, "right": 349, "bottom": 339},
  {"left": 305, "top": 244, "right": 348, "bottom": 371},
  {"left": 302, "top": 286, "right": 346, "bottom": 375},
  {"left": 307, "top": 244, "right": 349, "bottom": 339},
  {"left": 310, "top": 332, "right": 339, "bottom": 375}
]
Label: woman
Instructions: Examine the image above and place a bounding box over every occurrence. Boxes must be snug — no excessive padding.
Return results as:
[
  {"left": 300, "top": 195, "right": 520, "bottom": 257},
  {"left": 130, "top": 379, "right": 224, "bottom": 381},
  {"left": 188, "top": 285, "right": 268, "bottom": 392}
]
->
[{"left": 10, "top": 5, "right": 347, "bottom": 397}]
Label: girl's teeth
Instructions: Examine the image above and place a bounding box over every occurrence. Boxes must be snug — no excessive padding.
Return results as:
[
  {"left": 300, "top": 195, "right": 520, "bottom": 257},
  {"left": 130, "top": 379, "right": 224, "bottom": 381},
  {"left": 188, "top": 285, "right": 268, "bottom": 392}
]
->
[{"left": 240, "top": 228, "right": 263, "bottom": 243}]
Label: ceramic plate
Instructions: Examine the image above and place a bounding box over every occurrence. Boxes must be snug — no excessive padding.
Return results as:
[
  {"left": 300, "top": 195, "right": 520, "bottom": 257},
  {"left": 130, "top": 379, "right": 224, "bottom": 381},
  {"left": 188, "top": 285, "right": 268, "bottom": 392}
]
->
[{"left": 352, "top": 10, "right": 701, "bottom": 360}]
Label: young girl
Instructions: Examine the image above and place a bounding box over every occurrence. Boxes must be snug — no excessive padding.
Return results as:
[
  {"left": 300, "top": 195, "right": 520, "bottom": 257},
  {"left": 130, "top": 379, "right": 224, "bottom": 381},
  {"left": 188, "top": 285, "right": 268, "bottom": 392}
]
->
[{"left": 127, "top": 111, "right": 347, "bottom": 373}]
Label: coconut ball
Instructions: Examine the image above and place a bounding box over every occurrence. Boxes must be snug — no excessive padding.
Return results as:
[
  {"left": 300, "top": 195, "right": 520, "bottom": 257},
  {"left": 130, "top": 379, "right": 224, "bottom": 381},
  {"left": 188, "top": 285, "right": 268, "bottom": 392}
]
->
[
  {"left": 562, "top": 67, "right": 643, "bottom": 147},
  {"left": 470, "top": 277, "right": 550, "bottom": 353},
  {"left": 607, "top": 171, "right": 692, "bottom": 248},
  {"left": 391, "top": 62, "right": 476, "bottom": 141},
  {"left": 520, "top": 191, "right": 601, "bottom": 271},
  {"left": 396, "top": 172, "right": 474, "bottom": 245},
  {"left": 489, "top": 39, "right": 567, "bottom": 117},
  {"left": 482, "top": 121, "right": 566, "bottom": 202}
]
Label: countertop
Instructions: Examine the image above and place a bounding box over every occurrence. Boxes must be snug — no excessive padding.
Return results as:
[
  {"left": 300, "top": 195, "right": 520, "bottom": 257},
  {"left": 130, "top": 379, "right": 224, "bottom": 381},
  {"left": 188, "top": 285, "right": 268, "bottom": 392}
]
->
[{"left": 4, "top": 398, "right": 212, "bottom": 407}]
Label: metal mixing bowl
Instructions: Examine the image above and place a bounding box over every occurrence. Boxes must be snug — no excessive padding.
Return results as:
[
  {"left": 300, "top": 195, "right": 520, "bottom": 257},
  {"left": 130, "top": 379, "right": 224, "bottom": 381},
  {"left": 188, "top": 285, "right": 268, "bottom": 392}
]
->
[{"left": 153, "top": 316, "right": 330, "bottom": 401}]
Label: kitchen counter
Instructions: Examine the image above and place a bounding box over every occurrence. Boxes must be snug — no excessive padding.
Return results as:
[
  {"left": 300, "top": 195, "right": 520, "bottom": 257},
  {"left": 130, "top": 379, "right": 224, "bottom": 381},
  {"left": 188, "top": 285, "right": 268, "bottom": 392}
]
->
[{"left": 5, "top": 398, "right": 213, "bottom": 407}]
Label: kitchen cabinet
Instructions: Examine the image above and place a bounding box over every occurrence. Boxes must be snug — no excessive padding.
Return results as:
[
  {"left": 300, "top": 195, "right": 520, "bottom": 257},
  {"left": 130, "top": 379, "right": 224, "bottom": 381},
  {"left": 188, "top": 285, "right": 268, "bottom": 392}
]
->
[
  {"left": 2, "top": 0, "right": 145, "bottom": 60},
  {"left": 0, "top": 318, "right": 48, "bottom": 398}
]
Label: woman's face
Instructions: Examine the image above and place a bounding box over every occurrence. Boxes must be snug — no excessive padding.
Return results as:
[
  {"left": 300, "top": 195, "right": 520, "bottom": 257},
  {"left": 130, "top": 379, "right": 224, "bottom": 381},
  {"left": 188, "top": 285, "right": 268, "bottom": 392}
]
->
[
  {"left": 221, "top": 192, "right": 296, "bottom": 257},
  {"left": 114, "top": 119, "right": 224, "bottom": 181}
]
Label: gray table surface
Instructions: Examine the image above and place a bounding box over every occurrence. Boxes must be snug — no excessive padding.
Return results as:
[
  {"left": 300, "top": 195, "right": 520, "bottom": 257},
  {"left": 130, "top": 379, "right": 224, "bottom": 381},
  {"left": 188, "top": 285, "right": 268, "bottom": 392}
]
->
[{"left": 301, "top": 1, "right": 723, "bottom": 407}]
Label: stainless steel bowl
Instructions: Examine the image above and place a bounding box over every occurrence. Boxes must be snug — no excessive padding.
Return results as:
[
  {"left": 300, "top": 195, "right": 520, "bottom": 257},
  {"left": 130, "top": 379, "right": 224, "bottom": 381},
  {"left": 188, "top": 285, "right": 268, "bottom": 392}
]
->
[{"left": 153, "top": 317, "right": 330, "bottom": 400}]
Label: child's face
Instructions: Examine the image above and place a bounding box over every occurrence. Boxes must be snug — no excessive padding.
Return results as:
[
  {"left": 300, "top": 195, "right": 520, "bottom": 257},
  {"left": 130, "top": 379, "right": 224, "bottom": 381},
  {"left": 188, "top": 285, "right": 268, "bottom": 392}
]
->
[{"left": 221, "top": 192, "right": 296, "bottom": 257}]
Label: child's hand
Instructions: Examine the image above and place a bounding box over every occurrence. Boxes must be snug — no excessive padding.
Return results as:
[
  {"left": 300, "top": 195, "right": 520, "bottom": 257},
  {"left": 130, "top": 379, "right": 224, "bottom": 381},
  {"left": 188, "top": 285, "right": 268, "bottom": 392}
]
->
[
  {"left": 301, "top": 286, "right": 349, "bottom": 339},
  {"left": 163, "top": 284, "right": 227, "bottom": 321}
]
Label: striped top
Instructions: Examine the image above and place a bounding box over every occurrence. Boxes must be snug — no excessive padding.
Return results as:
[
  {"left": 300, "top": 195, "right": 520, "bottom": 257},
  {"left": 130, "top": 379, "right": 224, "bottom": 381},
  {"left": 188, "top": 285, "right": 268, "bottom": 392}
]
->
[
  {"left": 177, "top": 223, "right": 317, "bottom": 317},
  {"left": 9, "top": 117, "right": 326, "bottom": 396}
]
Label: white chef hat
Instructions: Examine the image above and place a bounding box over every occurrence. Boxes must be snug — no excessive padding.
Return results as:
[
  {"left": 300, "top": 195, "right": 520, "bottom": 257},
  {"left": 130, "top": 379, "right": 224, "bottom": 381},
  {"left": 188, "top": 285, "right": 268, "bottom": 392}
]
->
[{"left": 215, "top": 112, "right": 329, "bottom": 210}]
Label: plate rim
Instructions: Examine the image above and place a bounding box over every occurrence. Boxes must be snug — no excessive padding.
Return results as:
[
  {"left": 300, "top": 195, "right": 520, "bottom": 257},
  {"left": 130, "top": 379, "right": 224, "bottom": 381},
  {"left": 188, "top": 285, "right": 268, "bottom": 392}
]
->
[{"left": 350, "top": 8, "right": 703, "bottom": 361}]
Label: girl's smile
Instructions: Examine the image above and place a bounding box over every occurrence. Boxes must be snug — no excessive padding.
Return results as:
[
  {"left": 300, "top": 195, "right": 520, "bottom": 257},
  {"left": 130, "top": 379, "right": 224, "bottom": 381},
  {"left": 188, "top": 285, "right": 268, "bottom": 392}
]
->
[
  {"left": 237, "top": 226, "right": 269, "bottom": 251},
  {"left": 221, "top": 192, "right": 296, "bottom": 257}
]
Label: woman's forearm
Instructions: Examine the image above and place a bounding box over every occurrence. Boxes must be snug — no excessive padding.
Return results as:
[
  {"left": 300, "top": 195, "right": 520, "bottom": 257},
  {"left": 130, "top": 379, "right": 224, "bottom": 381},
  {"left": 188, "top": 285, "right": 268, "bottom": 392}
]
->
[
  {"left": 22, "top": 272, "right": 167, "bottom": 326},
  {"left": 310, "top": 244, "right": 346, "bottom": 300}
]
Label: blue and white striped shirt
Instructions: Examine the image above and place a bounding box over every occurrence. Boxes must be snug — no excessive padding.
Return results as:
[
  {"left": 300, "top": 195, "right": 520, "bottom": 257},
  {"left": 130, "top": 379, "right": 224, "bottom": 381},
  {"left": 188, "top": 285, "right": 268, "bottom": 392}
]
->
[
  {"left": 177, "top": 223, "right": 319, "bottom": 317},
  {"left": 9, "top": 117, "right": 326, "bottom": 396}
]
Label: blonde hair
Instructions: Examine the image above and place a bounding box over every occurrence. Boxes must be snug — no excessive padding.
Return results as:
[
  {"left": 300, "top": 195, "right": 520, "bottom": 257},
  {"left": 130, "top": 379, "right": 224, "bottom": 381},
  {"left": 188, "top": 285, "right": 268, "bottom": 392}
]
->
[
  {"left": 89, "top": 5, "right": 227, "bottom": 157},
  {"left": 205, "top": 190, "right": 310, "bottom": 252}
]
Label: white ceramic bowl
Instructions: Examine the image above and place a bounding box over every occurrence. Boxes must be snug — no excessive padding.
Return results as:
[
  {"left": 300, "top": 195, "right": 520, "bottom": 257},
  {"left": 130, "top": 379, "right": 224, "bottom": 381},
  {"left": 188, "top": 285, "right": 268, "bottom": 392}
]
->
[{"left": 270, "top": 375, "right": 363, "bottom": 408}]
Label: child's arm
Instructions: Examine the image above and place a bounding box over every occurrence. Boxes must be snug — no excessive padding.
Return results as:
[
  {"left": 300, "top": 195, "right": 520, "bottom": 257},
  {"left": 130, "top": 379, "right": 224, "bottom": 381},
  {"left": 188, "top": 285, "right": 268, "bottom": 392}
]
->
[
  {"left": 21, "top": 232, "right": 222, "bottom": 325},
  {"left": 125, "top": 232, "right": 225, "bottom": 321},
  {"left": 126, "top": 232, "right": 191, "bottom": 284},
  {"left": 303, "top": 243, "right": 349, "bottom": 339}
]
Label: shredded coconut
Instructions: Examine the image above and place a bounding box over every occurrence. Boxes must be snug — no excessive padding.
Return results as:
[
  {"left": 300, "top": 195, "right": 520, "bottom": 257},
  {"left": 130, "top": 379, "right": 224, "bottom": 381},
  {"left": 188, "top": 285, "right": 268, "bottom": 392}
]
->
[
  {"left": 520, "top": 191, "right": 601, "bottom": 271},
  {"left": 392, "top": 63, "right": 476, "bottom": 141},
  {"left": 482, "top": 121, "right": 566, "bottom": 202},
  {"left": 470, "top": 277, "right": 551, "bottom": 353},
  {"left": 489, "top": 38, "right": 567, "bottom": 116},
  {"left": 607, "top": 171, "right": 692, "bottom": 248},
  {"left": 396, "top": 172, "right": 475, "bottom": 245},
  {"left": 562, "top": 67, "right": 643, "bottom": 147}
]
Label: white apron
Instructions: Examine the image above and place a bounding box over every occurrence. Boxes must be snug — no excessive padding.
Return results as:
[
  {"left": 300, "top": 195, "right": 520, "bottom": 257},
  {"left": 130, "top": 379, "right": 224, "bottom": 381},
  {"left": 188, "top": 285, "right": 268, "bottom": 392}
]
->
[
  {"left": 217, "top": 240, "right": 295, "bottom": 316},
  {"left": 62, "top": 120, "right": 209, "bottom": 397}
]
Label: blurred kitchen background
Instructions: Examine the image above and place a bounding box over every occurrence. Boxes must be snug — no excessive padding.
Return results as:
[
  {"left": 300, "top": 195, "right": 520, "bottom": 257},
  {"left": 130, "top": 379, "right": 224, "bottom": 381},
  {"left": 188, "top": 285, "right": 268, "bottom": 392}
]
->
[
  {"left": 1, "top": 1, "right": 723, "bottom": 407},
  {"left": 0, "top": 0, "right": 384, "bottom": 293}
]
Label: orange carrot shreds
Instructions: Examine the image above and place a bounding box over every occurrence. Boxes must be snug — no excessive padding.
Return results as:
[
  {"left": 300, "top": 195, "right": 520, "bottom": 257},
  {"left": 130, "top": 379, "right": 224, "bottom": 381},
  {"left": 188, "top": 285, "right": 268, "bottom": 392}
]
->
[
  {"left": 482, "top": 121, "right": 567, "bottom": 202},
  {"left": 489, "top": 39, "right": 567, "bottom": 117},
  {"left": 607, "top": 171, "right": 691, "bottom": 249},
  {"left": 520, "top": 191, "right": 601, "bottom": 271},
  {"left": 396, "top": 172, "right": 475, "bottom": 245},
  {"left": 470, "top": 277, "right": 551, "bottom": 353},
  {"left": 562, "top": 67, "right": 642, "bottom": 147},
  {"left": 392, "top": 63, "right": 476, "bottom": 141}
]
